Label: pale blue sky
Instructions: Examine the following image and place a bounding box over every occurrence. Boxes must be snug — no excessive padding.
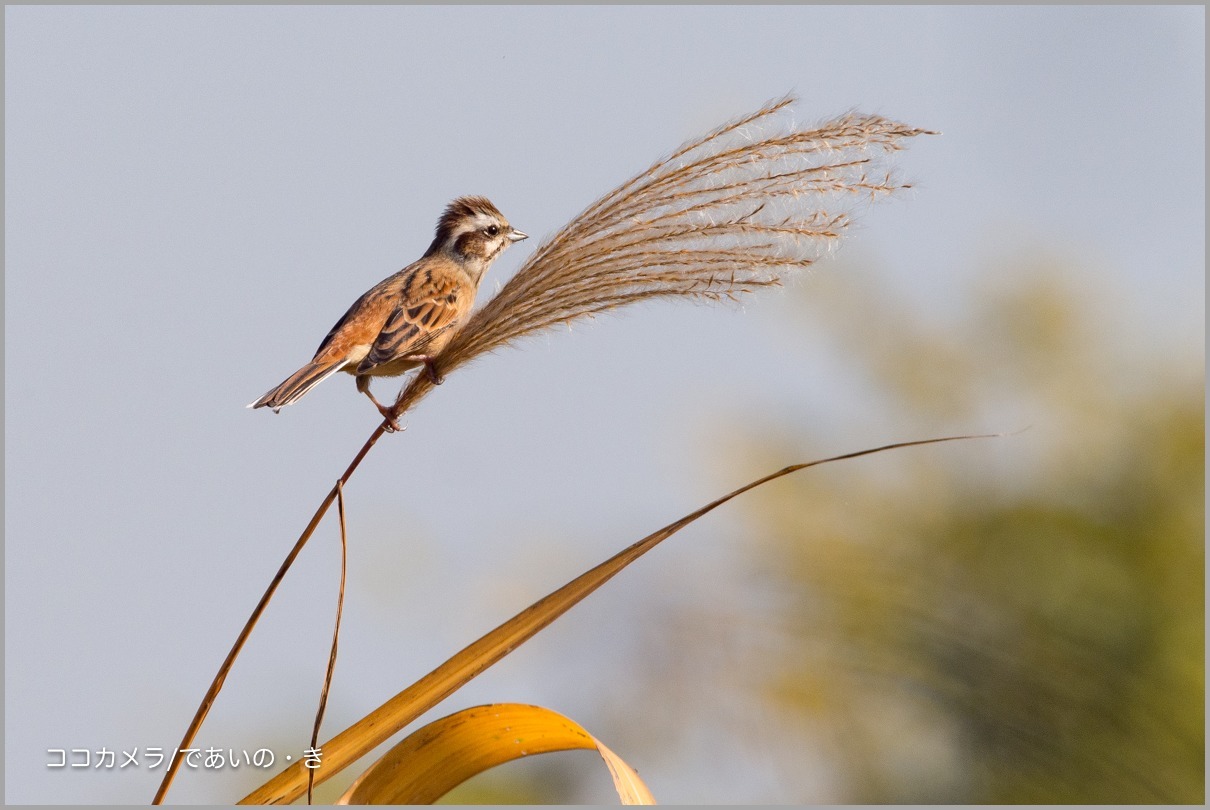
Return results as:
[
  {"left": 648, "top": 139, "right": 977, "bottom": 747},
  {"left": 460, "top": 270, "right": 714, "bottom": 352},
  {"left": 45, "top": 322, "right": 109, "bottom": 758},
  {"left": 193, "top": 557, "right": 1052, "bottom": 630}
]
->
[{"left": 5, "top": 5, "right": 1203, "bottom": 803}]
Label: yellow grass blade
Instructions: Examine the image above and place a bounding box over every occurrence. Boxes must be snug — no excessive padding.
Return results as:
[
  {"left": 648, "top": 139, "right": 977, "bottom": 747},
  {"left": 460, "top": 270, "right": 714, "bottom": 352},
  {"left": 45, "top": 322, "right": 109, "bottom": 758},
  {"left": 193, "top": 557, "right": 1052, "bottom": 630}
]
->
[
  {"left": 594, "top": 740, "right": 656, "bottom": 804},
  {"left": 334, "top": 703, "right": 654, "bottom": 804},
  {"left": 240, "top": 434, "right": 991, "bottom": 804}
]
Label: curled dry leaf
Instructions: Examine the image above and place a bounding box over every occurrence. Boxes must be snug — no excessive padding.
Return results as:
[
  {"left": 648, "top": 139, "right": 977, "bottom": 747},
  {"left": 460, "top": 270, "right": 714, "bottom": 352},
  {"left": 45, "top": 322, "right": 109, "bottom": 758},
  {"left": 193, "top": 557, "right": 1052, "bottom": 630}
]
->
[{"left": 335, "top": 703, "right": 654, "bottom": 805}]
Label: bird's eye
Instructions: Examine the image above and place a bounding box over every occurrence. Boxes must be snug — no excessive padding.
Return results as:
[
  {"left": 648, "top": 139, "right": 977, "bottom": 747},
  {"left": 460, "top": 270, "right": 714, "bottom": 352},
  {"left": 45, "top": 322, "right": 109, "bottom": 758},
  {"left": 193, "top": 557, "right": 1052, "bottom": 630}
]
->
[{"left": 486, "top": 225, "right": 500, "bottom": 237}]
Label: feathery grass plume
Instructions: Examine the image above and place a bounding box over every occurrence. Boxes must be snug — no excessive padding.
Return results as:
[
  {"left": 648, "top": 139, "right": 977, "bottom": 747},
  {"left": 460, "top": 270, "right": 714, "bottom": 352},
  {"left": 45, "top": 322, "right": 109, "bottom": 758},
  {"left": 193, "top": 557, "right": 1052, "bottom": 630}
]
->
[{"left": 391, "top": 96, "right": 935, "bottom": 415}]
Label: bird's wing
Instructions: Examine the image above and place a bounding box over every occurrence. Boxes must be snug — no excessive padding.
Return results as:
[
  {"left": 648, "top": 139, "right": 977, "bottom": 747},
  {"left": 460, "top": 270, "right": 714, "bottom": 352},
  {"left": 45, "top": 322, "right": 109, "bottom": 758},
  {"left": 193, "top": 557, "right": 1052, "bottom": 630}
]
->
[
  {"left": 357, "top": 264, "right": 469, "bottom": 373},
  {"left": 313, "top": 288, "right": 376, "bottom": 358}
]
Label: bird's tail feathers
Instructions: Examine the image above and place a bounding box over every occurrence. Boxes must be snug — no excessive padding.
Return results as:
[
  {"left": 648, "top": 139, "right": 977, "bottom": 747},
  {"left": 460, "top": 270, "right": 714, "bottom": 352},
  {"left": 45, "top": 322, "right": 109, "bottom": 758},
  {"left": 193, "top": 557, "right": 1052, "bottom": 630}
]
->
[{"left": 248, "top": 360, "right": 347, "bottom": 412}]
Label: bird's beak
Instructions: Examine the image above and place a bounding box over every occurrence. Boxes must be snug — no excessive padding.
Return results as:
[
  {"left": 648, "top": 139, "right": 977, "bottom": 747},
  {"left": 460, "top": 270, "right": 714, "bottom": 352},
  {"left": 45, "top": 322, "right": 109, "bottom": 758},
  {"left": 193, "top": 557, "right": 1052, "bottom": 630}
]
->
[{"left": 508, "top": 229, "right": 528, "bottom": 243}]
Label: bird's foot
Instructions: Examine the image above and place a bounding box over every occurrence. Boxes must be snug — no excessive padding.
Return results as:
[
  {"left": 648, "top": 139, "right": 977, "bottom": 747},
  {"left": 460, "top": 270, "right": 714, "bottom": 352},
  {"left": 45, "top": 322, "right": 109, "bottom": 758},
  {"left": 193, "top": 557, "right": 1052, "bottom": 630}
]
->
[
  {"left": 403, "top": 354, "right": 444, "bottom": 385},
  {"left": 375, "top": 403, "right": 405, "bottom": 433}
]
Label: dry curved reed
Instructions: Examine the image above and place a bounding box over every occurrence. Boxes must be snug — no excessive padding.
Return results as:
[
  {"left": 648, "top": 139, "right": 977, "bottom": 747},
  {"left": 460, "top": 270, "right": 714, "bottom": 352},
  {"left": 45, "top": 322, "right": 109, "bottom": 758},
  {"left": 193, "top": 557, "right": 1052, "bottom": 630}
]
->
[{"left": 390, "top": 96, "right": 935, "bottom": 416}]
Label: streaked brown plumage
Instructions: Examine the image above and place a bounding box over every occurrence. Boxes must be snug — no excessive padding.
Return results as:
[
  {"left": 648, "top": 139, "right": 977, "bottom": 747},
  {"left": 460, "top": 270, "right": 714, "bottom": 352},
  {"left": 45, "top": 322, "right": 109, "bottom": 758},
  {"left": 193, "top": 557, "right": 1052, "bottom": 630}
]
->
[{"left": 249, "top": 196, "right": 526, "bottom": 427}]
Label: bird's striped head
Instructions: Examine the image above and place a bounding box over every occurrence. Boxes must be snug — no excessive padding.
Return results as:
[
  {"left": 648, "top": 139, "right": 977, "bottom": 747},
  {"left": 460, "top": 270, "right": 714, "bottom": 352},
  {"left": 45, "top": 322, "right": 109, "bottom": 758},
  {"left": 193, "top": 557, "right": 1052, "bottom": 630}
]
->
[{"left": 426, "top": 196, "right": 527, "bottom": 279}]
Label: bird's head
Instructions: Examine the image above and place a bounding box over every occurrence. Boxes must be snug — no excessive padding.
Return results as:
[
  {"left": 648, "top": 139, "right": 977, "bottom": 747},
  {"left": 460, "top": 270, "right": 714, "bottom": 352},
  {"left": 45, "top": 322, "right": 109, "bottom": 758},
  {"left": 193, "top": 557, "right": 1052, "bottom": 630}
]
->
[{"left": 426, "top": 196, "right": 527, "bottom": 280}]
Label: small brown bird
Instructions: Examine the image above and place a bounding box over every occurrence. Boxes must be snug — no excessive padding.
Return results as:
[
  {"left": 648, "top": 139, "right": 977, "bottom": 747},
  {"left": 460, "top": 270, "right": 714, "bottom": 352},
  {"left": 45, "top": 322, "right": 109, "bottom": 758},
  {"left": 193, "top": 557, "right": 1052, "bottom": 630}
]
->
[{"left": 249, "top": 196, "right": 526, "bottom": 428}]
